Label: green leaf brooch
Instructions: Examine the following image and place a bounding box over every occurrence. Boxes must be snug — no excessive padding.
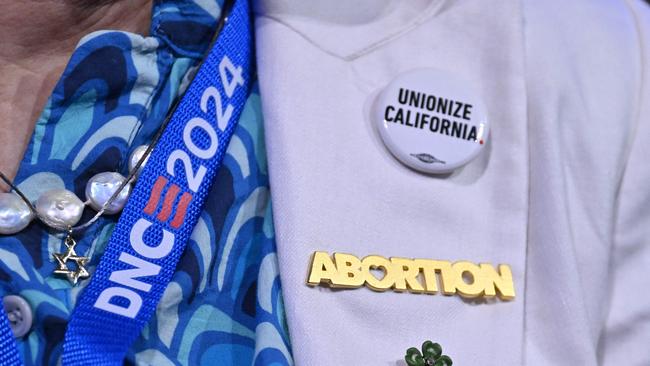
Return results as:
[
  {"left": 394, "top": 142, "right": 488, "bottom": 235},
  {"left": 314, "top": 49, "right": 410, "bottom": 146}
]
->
[{"left": 405, "top": 340, "right": 453, "bottom": 366}]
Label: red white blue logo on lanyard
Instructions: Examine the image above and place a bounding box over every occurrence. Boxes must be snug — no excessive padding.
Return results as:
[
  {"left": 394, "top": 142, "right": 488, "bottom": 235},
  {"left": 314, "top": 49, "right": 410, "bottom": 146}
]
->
[{"left": 52, "top": 0, "right": 252, "bottom": 364}]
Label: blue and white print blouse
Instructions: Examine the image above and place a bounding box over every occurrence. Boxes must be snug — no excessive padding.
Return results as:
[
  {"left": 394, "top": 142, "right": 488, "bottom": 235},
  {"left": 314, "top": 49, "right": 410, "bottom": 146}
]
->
[{"left": 0, "top": 1, "right": 293, "bottom": 364}]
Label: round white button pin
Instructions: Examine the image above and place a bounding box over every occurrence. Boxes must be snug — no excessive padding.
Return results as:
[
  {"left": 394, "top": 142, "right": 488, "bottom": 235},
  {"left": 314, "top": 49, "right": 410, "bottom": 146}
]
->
[{"left": 374, "top": 69, "right": 489, "bottom": 174}]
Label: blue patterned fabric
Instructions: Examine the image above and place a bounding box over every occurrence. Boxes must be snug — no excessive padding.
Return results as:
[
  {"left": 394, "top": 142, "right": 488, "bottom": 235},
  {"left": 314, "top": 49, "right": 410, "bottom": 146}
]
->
[{"left": 0, "top": 1, "right": 292, "bottom": 365}]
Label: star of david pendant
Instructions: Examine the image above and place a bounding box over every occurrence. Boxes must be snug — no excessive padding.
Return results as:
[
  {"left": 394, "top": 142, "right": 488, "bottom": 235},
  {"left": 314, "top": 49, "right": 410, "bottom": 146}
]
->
[{"left": 53, "top": 233, "right": 90, "bottom": 285}]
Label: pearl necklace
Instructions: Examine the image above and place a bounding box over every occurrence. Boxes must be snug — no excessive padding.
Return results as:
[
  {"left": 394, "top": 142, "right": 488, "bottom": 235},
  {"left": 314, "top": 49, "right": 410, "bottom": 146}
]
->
[{"left": 0, "top": 144, "right": 152, "bottom": 284}]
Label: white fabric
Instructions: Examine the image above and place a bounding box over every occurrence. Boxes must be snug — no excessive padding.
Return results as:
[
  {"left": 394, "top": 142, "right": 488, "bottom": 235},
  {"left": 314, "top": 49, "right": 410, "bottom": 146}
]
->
[{"left": 253, "top": 0, "right": 650, "bottom": 364}]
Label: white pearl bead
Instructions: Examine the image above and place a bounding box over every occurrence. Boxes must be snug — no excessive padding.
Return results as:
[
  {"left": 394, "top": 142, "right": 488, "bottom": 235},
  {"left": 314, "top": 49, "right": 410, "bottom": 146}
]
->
[
  {"left": 0, "top": 193, "right": 34, "bottom": 234},
  {"left": 35, "top": 189, "right": 84, "bottom": 229},
  {"left": 85, "top": 172, "right": 132, "bottom": 215},
  {"left": 128, "top": 145, "right": 150, "bottom": 179}
]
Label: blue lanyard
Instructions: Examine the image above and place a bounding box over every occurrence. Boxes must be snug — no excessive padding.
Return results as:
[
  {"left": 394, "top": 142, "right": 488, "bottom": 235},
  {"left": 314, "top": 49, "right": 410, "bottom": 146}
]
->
[
  {"left": 0, "top": 0, "right": 252, "bottom": 364},
  {"left": 0, "top": 310, "right": 20, "bottom": 365}
]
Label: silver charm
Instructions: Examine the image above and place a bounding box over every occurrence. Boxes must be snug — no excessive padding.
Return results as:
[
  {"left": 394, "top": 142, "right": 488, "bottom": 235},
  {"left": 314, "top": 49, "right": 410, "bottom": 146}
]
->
[
  {"left": 128, "top": 145, "right": 150, "bottom": 179},
  {"left": 85, "top": 172, "right": 132, "bottom": 214},
  {"left": 53, "top": 233, "right": 89, "bottom": 285},
  {"left": 35, "top": 189, "right": 84, "bottom": 229},
  {"left": 0, "top": 193, "right": 34, "bottom": 234}
]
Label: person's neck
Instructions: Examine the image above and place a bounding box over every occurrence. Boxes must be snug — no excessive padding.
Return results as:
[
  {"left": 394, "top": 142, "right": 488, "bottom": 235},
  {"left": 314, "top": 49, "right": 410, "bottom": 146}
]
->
[{"left": 0, "top": 0, "right": 152, "bottom": 190}]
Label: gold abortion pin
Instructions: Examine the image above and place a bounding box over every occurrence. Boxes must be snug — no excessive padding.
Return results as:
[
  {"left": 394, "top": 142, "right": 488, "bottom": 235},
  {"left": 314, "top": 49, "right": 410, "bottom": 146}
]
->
[{"left": 306, "top": 251, "right": 515, "bottom": 300}]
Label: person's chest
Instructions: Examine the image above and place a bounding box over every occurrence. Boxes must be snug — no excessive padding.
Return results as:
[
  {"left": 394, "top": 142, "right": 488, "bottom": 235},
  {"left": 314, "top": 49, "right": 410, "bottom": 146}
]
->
[{"left": 253, "top": 0, "right": 641, "bottom": 364}]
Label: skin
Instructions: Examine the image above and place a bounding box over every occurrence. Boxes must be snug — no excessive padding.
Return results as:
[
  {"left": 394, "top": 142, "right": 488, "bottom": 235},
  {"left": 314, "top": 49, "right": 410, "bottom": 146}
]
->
[{"left": 0, "top": 0, "right": 152, "bottom": 191}]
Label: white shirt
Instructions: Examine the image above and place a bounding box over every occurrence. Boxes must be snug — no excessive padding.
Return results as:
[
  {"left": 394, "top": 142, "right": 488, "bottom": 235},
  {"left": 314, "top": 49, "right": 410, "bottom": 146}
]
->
[{"left": 254, "top": 0, "right": 650, "bottom": 364}]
